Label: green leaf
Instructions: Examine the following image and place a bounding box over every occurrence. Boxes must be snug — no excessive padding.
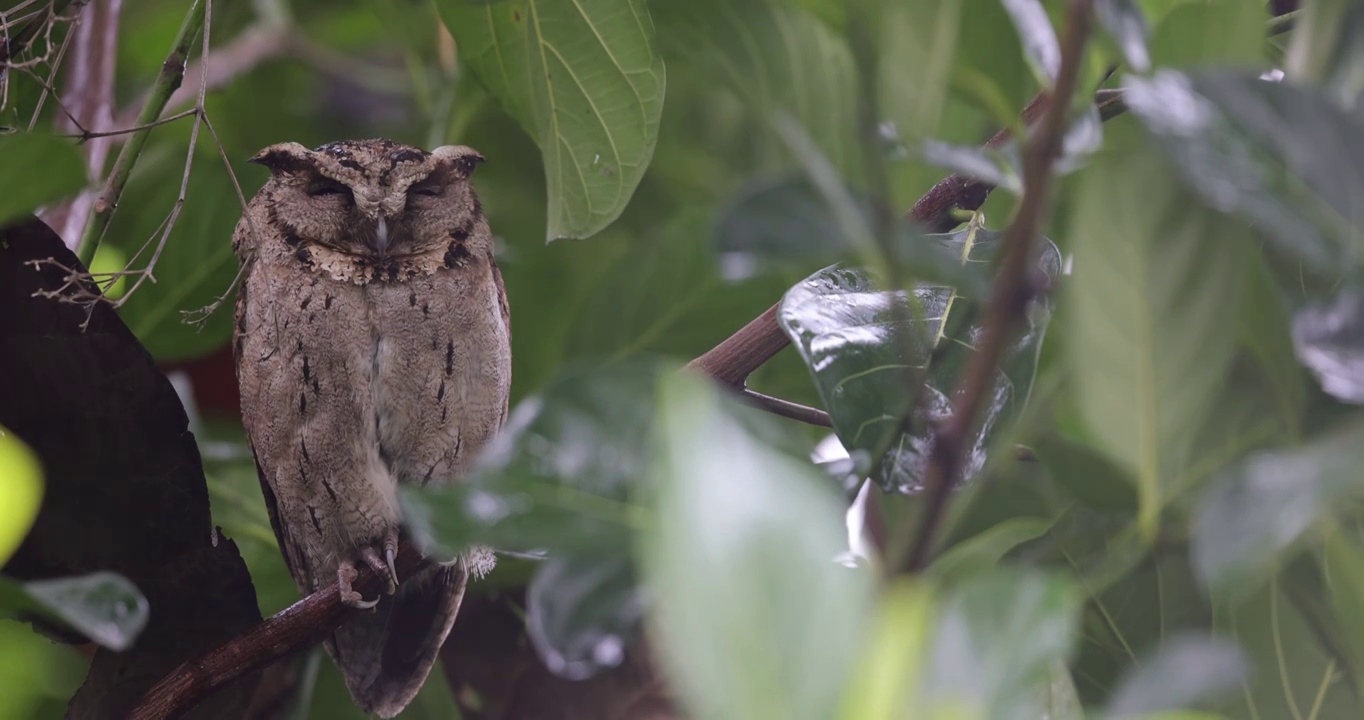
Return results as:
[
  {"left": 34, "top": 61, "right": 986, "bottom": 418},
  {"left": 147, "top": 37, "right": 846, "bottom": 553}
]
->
[
  {"left": 1146, "top": 1, "right": 1266, "bottom": 68},
  {"left": 920, "top": 140, "right": 1023, "bottom": 195},
  {"left": 1192, "top": 419, "right": 1364, "bottom": 596},
  {"left": 1284, "top": 0, "right": 1364, "bottom": 110},
  {"left": 779, "top": 224, "right": 1061, "bottom": 493},
  {"left": 839, "top": 581, "right": 935, "bottom": 720},
  {"left": 878, "top": 0, "right": 963, "bottom": 141},
  {"left": 929, "top": 517, "right": 1053, "bottom": 583},
  {"left": 0, "top": 134, "right": 87, "bottom": 228},
  {"left": 435, "top": 0, "right": 666, "bottom": 239},
  {"left": 1105, "top": 636, "right": 1246, "bottom": 717},
  {"left": 1320, "top": 522, "right": 1364, "bottom": 705},
  {"left": 1095, "top": 0, "right": 1151, "bottom": 72},
  {"left": 1, "top": 572, "right": 149, "bottom": 652},
  {"left": 402, "top": 359, "right": 667, "bottom": 557},
  {"left": 525, "top": 553, "right": 642, "bottom": 680},
  {"left": 652, "top": 0, "right": 860, "bottom": 177},
  {"left": 642, "top": 372, "right": 870, "bottom": 720},
  {"left": 924, "top": 570, "right": 1083, "bottom": 720},
  {"left": 0, "top": 428, "right": 42, "bottom": 566},
  {"left": 1000, "top": 0, "right": 1060, "bottom": 84},
  {"left": 1065, "top": 147, "right": 1245, "bottom": 539},
  {"left": 108, "top": 154, "right": 244, "bottom": 361},
  {"left": 1124, "top": 69, "right": 1364, "bottom": 277}
]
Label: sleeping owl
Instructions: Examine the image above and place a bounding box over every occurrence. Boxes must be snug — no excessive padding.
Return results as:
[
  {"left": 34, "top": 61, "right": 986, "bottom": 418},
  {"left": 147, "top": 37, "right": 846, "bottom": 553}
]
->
[{"left": 231, "top": 138, "right": 511, "bottom": 717}]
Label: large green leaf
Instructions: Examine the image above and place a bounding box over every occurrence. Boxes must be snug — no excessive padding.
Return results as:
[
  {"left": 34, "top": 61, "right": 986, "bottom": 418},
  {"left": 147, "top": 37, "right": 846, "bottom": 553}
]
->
[
  {"left": 1065, "top": 147, "right": 1245, "bottom": 539},
  {"left": 642, "top": 372, "right": 870, "bottom": 720},
  {"left": 435, "top": 0, "right": 666, "bottom": 240},
  {"left": 651, "top": 0, "right": 860, "bottom": 178},
  {"left": 1145, "top": 1, "right": 1266, "bottom": 68},
  {"left": 0, "top": 134, "right": 86, "bottom": 228},
  {"left": 779, "top": 223, "right": 1062, "bottom": 494},
  {"left": 1124, "top": 70, "right": 1364, "bottom": 278},
  {"left": 0, "top": 428, "right": 42, "bottom": 566},
  {"left": 1192, "top": 418, "right": 1364, "bottom": 596}
]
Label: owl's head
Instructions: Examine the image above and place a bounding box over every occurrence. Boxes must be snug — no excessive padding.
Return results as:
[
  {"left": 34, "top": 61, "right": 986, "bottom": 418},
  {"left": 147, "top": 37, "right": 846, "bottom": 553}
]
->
[{"left": 249, "top": 138, "right": 486, "bottom": 258}]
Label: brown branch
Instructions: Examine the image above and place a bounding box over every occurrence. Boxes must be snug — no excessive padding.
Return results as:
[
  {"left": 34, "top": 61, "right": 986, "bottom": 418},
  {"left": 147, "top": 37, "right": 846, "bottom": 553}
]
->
[
  {"left": 900, "top": 0, "right": 1093, "bottom": 574},
  {"left": 128, "top": 543, "right": 427, "bottom": 720}
]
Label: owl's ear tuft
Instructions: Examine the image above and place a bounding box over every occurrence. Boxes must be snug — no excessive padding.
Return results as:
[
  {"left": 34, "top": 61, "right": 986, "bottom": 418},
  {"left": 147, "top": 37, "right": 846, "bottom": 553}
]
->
[
  {"left": 431, "top": 145, "right": 486, "bottom": 179},
  {"left": 249, "top": 142, "right": 314, "bottom": 175}
]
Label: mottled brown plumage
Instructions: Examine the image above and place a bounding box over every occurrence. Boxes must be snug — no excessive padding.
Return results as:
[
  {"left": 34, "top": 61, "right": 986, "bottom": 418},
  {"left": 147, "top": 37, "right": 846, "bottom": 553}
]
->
[{"left": 231, "top": 138, "right": 511, "bottom": 717}]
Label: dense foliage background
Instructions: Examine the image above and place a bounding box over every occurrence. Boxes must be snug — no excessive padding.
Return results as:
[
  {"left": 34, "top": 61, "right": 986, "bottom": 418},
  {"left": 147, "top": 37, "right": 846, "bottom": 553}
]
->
[{"left": 3, "top": 0, "right": 1363, "bottom": 718}]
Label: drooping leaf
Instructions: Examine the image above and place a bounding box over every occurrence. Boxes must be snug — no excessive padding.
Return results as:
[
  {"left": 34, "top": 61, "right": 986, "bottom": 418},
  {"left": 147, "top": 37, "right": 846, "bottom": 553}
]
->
[
  {"left": 779, "top": 224, "right": 1061, "bottom": 493},
  {"left": 1192, "top": 419, "right": 1364, "bottom": 596},
  {"left": 1066, "top": 147, "right": 1245, "bottom": 539},
  {"left": 1292, "top": 288, "right": 1364, "bottom": 405},
  {"left": 435, "top": 0, "right": 666, "bottom": 239},
  {"left": 0, "top": 428, "right": 42, "bottom": 566},
  {"left": 924, "top": 570, "right": 1083, "bottom": 720},
  {"left": 642, "top": 372, "right": 870, "bottom": 720},
  {"left": 0, "top": 134, "right": 86, "bottom": 227},
  {"left": 1105, "top": 636, "right": 1246, "bottom": 717},
  {"left": 1124, "top": 69, "right": 1364, "bottom": 277},
  {"left": 525, "top": 554, "right": 644, "bottom": 681},
  {"left": 1095, "top": 0, "right": 1151, "bottom": 72},
  {"left": 1000, "top": 0, "right": 1061, "bottom": 84},
  {"left": 6, "top": 572, "right": 149, "bottom": 652}
]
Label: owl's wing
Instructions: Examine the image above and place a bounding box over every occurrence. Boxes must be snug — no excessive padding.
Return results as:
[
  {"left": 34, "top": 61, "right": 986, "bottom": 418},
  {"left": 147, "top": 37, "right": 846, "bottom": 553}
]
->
[{"left": 251, "top": 449, "right": 309, "bottom": 587}]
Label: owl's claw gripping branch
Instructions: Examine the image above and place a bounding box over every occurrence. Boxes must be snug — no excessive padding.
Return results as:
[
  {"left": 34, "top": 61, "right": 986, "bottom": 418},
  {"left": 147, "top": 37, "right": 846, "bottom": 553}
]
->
[{"left": 338, "top": 561, "right": 381, "bottom": 610}]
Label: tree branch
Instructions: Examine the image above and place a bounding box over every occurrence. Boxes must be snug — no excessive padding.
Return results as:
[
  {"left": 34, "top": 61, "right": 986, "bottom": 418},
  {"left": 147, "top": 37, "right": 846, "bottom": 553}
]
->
[
  {"left": 127, "top": 543, "right": 427, "bottom": 720},
  {"left": 75, "top": 0, "right": 205, "bottom": 266},
  {"left": 900, "top": 0, "right": 1094, "bottom": 574}
]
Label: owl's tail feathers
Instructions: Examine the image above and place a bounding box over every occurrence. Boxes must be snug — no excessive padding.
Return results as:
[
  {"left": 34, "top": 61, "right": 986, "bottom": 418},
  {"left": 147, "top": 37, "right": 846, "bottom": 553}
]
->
[{"left": 328, "top": 557, "right": 468, "bottom": 719}]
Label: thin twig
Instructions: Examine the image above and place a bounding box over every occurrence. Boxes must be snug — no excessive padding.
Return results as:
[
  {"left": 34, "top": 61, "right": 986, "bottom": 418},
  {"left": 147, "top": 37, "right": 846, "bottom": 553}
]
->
[
  {"left": 740, "top": 389, "right": 832, "bottom": 427},
  {"left": 76, "top": 0, "right": 205, "bottom": 265},
  {"left": 898, "top": 0, "right": 1094, "bottom": 574}
]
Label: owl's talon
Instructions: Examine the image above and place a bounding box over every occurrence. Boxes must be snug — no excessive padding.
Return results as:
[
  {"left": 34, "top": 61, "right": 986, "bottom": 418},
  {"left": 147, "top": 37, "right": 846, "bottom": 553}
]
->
[
  {"left": 361, "top": 545, "right": 397, "bottom": 595},
  {"left": 337, "top": 562, "right": 380, "bottom": 610}
]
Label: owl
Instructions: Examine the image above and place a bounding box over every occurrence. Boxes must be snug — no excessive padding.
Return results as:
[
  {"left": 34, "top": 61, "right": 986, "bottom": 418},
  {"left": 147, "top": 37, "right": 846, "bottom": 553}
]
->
[{"left": 231, "top": 138, "right": 511, "bottom": 717}]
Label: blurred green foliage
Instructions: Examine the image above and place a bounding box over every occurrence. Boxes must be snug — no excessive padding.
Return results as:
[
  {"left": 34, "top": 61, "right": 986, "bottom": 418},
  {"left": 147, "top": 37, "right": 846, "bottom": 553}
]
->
[{"left": 7, "top": 0, "right": 1364, "bottom": 718}]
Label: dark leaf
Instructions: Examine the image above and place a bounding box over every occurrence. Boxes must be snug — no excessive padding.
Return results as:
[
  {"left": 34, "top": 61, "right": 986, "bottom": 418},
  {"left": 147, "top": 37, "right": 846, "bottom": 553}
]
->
[
  {"left": 0, "top": 217, "right": 261, "bottom": 718},
  {"left": 779, "top": 224, "right": 1061, "bottom": 493}
]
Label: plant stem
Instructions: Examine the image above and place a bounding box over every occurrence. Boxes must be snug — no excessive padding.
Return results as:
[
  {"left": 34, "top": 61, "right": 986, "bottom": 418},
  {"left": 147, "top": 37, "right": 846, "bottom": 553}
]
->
[
  {"left": 76, "top": 0, "right": 205, "bottom": 266},
  {"left": 897, "top": 0, "right": 1094, "bottom": 574}
]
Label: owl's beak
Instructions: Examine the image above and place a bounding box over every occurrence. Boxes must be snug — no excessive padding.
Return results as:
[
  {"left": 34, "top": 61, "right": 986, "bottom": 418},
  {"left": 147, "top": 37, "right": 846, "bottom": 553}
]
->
[{"left": 374, "top": 216, "right": 391, "bottom": 254}]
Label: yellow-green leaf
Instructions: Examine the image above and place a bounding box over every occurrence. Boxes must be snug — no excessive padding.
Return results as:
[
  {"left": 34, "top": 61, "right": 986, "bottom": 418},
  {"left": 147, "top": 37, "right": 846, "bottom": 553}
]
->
[{"left": 0, "top": 427, "right": 42, "bottom": 566}]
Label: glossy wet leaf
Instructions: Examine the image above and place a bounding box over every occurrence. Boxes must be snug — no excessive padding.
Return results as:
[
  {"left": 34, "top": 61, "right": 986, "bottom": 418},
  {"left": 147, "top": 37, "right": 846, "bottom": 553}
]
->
[
  {"left": 1192, "top": 419, "right": 1364, "bottom": 597},
  {"left": 0, "top": 134, "right": 86, "bottom": 227},
  {"left": 10, "top": 572, "right": 148, "bottom": 652},
  {"left": 642, "top": 372, "right": 870, "bottom": 720},
  {"left": 1292, "top": 289, "right": 1364, "bottom": 405},
  {"left": 402, "top": 359, "right": 668, "bottom": 556},
  {"left": 435, "top": 0, "right": 666, "bottom": 240},
  {"left": 924, "top": 570, "right": 1082, "bottom": 720},
  {"left": 1095, "top": 0, "right": 1151, "bottom": 72},
  {"left": 779, "top": 224, "right": 1061, "bottom": 494},
  {"left": 525, "top": 554, "right": 643, "bottom": 681},
  {"left": 1124, "top": 69, "right": 1364, "bottom": 276},
  {"left": 1105, "top": 636, "right": 1245, "bottom": 717},
  {"left": 0, "top": 428, "right": 42, "bottom": 566},
  {"left": 1066, "top": 147, "right": 1245, "bottom": 539}
]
